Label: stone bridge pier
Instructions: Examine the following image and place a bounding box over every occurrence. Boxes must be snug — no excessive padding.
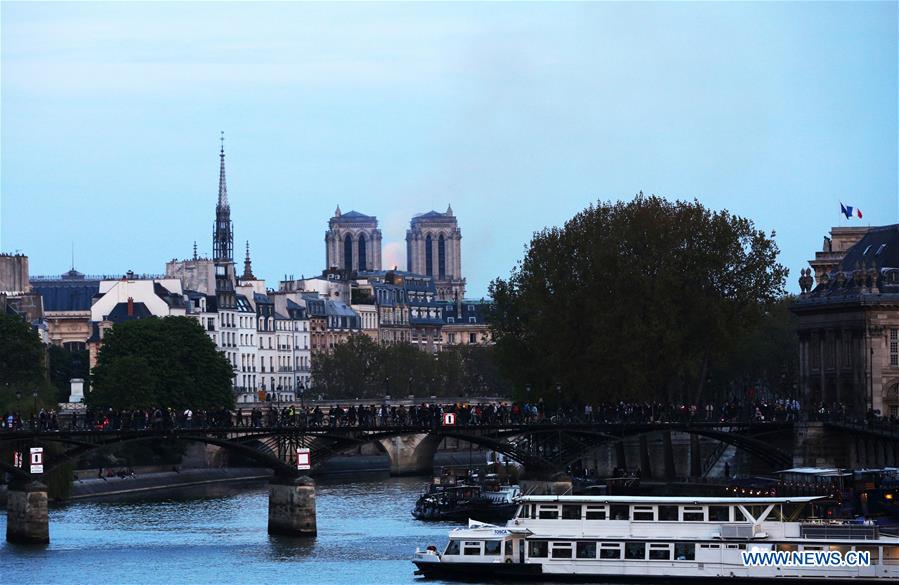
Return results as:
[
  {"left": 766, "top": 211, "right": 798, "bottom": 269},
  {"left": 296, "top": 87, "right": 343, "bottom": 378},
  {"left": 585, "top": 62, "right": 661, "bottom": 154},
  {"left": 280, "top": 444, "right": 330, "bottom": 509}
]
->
[
  {"left": 792, "top": 422, "right": 854, "bottom": 468},
  {"left": 6, "top": 478, "right": 49, "bottom": 544},
  {"left": 268, "top": 475, "right": 316, "bottom": 537},
  {"left": 377, "top": 433, "right": 440, "bottom": 476}
]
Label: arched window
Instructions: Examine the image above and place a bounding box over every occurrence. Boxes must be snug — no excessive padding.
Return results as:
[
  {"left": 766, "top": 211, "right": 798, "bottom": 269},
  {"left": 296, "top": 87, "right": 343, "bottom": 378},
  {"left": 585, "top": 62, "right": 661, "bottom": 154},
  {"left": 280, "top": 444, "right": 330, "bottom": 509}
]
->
[
  {"left": 438, "top": 234, "right": 446, "bottom": 278},
  {"left": 425, "top": 234, "right": 433, "bottom": 276},
  {"left": 358, "top": 234, "right": 367, "bottom": 271},
  {"left": 344, "top": 233, "right": 353, "bottom": 270}
]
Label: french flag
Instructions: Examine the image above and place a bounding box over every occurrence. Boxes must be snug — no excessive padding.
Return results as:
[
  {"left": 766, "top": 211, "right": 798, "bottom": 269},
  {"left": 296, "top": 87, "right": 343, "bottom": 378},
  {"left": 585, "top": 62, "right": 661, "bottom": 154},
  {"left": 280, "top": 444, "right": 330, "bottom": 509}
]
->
[{"left": 841, "top": 202, "right": 863, "bottom": 219}]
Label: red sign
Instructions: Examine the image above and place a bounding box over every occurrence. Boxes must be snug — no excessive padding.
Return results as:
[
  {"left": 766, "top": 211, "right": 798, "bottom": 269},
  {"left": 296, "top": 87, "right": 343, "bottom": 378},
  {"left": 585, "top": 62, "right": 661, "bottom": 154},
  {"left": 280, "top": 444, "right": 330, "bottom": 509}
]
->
[
  {"left": 296, "top": 448, "right": 311, "bottom": 471},
  {"left": 442, "top": 413, "right": 456, "bottom": 426}
]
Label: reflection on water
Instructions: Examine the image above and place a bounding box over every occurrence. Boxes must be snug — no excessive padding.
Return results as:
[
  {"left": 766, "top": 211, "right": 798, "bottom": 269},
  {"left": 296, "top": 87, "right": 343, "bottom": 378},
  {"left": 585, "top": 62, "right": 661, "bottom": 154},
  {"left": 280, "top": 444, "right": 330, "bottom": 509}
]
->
[
  {"left": 2, "top": 475, "right": 625, "bottom": 585},
  {"left": 1, "top": 476, "right": 454, "bottom": 585}
]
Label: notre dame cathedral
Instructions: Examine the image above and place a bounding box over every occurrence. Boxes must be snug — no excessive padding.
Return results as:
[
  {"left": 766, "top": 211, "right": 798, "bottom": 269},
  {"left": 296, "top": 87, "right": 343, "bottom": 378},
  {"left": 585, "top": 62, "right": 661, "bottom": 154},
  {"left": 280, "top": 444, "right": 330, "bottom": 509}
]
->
[{"left": 324, "top": 205, "right": 465, "bottom": 301}]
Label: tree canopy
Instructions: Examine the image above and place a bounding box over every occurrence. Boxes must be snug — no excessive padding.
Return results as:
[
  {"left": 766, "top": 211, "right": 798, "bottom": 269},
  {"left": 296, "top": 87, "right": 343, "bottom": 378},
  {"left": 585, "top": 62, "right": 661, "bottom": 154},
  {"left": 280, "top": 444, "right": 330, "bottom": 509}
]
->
[
  {"left": 89, "top": 316, "right": 234, "bottom": 410},
  {"left": 488, "top": 194, "right": 788, "bottom": 404},
  {"left": 0, "top": 313, "right": 45, "bottom": 391},
  {"left": 311, "top": 334, "right": 510, "bottom": 399}
]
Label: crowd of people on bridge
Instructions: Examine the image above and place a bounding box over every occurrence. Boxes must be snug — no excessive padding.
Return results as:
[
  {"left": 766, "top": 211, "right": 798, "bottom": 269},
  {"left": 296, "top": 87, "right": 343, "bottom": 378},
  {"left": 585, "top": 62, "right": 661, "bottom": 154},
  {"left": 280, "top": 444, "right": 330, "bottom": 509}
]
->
[{"left": 2, "top": 397, "right": 810, "bottom": 433}]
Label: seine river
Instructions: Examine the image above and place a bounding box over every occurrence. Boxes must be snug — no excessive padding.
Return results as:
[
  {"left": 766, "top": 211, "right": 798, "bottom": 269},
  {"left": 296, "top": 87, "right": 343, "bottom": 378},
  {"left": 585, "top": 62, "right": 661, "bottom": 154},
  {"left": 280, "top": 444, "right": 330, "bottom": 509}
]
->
[{"left": 1, "top": 476, "right": 460, "bottom": 585}]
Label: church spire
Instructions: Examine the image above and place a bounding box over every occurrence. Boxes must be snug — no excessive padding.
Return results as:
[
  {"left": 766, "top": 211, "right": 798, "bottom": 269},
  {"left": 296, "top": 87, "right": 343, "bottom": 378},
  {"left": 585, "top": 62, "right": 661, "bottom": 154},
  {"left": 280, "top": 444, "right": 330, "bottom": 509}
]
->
[
  {"left": 446, "top": 203, "right": 453, "bottom": 216},
  {"left": 242, "top": 240, "right": 255, "bottom": 281},
  {"left": 218, "top": 131, "right": 229, "bottom": 209},
  {"left": 212, "top": 132, "right": 233, "bottom": 263}
]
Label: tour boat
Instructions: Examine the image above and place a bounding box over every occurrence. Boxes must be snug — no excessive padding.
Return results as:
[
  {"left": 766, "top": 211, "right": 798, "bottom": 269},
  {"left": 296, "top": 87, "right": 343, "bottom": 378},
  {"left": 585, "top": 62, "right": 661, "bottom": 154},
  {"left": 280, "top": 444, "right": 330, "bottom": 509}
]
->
[
  {"left": 413, "top": 495, "right": 899, "bottom": 581},
  {"left": 412, "top": 473, "right": 521, "bottom": 522}
]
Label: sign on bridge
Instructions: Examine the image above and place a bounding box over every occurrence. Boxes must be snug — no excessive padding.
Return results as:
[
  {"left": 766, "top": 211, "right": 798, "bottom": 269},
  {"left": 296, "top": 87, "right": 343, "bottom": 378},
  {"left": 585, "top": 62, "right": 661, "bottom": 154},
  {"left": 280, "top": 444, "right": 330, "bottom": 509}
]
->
[
  {"left": 442, "top": 413, "right": 456, "bottom": 426},
  {"left": 296, "top": 448, "right": 311, "bottom": 471},
  {"left": 29, "top": 447, "right": 44, "bottom": 474}
]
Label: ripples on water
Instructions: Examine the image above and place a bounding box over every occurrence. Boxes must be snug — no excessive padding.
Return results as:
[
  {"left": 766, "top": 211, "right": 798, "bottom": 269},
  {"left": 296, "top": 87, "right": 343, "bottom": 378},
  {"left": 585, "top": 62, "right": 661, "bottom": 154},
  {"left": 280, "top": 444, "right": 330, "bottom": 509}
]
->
[{"left": 1, "top": 476, "right": 458, "bottom": 585}]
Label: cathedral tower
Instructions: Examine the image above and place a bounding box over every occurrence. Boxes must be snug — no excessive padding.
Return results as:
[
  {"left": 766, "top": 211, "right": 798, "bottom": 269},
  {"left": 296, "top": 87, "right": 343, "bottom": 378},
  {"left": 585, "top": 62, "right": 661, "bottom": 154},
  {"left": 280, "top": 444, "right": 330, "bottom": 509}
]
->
[
  {"left": 406, "top": 204, "right": 465, "bottom": 300},
  {"left": 324, "top": 206, "right": 382, "bottom": 273}
]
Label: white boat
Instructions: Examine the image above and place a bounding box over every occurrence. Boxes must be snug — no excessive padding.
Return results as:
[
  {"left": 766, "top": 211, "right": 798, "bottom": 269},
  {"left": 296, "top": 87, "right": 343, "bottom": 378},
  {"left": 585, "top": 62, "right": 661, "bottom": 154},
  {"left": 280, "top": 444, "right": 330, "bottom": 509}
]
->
[{"left": 413, "top": 495, "right": 899, "bottom": 582}]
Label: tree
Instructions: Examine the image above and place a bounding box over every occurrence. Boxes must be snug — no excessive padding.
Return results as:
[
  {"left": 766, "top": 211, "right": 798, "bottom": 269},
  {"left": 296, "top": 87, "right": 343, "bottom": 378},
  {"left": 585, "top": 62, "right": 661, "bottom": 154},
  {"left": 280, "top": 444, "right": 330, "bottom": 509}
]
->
[
  {"left": 48, "top": 345, "right": 89, "bottom": 402},
  {"left": 89, "top": 316, "right": 234, "bottom": 409},
  {"left": 488, "top": 194, "right": 788, "bottom": 404},
  {"left": 310, "top": 335, "right": 513, "bottom": 399},
  {"left": 0, "top": 313, "right": 45, "bottom": 391}
]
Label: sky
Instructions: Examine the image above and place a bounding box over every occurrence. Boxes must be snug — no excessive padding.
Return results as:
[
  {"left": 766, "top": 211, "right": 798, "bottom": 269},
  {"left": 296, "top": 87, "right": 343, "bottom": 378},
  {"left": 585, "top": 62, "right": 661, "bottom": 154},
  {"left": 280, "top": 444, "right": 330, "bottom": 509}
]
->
[{"left": 1, "top": 1, "right": 897, "bottom": 298}]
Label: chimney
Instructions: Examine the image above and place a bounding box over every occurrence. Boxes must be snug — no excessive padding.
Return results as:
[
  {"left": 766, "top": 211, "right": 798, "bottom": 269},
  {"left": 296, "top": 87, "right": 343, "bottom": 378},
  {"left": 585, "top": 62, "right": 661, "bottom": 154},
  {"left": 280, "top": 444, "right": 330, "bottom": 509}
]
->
[{"left": 127, "top": 296, "right": 134, "bottom": 316}]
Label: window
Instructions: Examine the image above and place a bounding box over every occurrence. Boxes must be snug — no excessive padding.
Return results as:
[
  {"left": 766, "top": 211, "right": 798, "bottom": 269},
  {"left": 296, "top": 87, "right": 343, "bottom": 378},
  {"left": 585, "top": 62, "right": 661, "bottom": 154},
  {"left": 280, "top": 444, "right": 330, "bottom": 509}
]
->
[
  {"left": 538, "top": 505, "right": 559, "bottom": 520},
  {"left": 709, "top": 506, "right": 730, "bottom": 522},
  {"left": 648, "top": 544, "right": 671, "bottom": 560},
  {"left": 585, "top": 505, "right": 607, "bottom": 520},
  {"left": 633, "top": 506, "right": 655, "bottom": 521},
  {"left": 892, "top": 329, "right": 898, "bottom": 367},
  {"left": 462, "top": 541, "right": 481, "bottom": 556},
  {"left": 503, "top": 540, "right": 512, "bottom": 556},
  {"left": 518, "top": 505, "right": 530, "bottom": 519},
  {"left": 562, "top": 505, "right": 582, "bottom": 519},
  {"left": 658, "top": 505, "right": 678, "bottom": 521},
  {"left": 529, "top": 541, "right": 548, "bottom": 558},
  {"left": 625, "top": 542, "right": 645, "bottom": 560},
  {"left": 550, "top": 542, "right": 573, "bottom": 559},
  {"left": 444, "top": 540, "right": 460, "bottom": 555},
  {"left": 699, "top": 544, "right": 720, "bottom": 550},
  {"left": 599, "top": 543, "right": 621, "bottom": 559},
  {"left": 674, "top": 543, "right": 695, "bottom": 561},
  {"left": 576, "top": 542, "right": 597, "bottom": 559},
  {"left": 682, "top": 506, "right": 705, "bottom": 522},
  {"left": 469, "top": 333, "right": 477, "bottom": 344},
  {"left": 484, "top": 541, "right": 501, "bottom": 556},
  {"left": 610, "top": 504, "right": 630, "bottom": 520}
]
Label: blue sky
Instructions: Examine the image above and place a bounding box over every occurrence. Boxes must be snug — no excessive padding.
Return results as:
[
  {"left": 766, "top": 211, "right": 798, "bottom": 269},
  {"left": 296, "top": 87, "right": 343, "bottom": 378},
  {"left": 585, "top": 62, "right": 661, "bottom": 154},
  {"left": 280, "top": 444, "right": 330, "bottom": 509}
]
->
[{"left": 1, "top": 1, "right": 896, "bottom": 297}]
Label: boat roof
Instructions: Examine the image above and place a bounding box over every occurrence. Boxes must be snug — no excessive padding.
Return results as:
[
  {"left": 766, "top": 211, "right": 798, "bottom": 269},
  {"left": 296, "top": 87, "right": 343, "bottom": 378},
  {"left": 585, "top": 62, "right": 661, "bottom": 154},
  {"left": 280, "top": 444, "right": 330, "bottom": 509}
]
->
[
  {"left": 521, "top": 496, "right": 825, "bottom": 505},
  {"left": 775, "top": 467, "right": 850, "bottom": 476}
]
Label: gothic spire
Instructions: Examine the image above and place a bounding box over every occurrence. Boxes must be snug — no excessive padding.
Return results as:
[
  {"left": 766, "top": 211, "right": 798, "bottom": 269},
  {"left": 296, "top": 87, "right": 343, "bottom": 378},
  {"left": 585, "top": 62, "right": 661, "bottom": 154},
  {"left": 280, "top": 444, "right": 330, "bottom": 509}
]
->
[
  {"left": 218, "top": 130, "right": 229, "bottom": 209},
  {"left": 242, "top": 240, "right": 255, "bottom": 280},
  {"left": 446, "top": 203, "right": 453, "bottom": 216}
]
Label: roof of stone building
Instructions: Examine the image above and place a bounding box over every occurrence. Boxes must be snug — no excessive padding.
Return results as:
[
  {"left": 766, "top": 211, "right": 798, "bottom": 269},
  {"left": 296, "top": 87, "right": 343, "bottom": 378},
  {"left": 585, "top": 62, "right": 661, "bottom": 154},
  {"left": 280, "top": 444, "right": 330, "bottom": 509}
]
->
[
  {"left": 31, "top": 280, "right": 99, "bottom": 311},
  {"left": 796, "top": 223, "right": 899, "bottom": 304},
  {"left": 104, "top": 301, "right": 154, "bottom": 321}
]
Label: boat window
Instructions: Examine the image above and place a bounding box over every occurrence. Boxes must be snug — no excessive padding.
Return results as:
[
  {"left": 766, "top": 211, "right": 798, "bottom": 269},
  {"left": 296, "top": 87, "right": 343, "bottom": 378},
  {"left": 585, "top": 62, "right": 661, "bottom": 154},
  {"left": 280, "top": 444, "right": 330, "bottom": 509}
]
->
[
  {"left": 708, "top": 506, "right": 730, "bottom": 522},
  {"left": 777, "top": 544, "right": 797, "bottom": 553},
  {"left": 625, "top": 542, "right": 645, "bottom": 560},
  {"left": 484, "top": 541, "right": 501, "bottom": 556},
  {"left": 610, "top": 504, "right": 630, "bottom": 520},
  {"left": 576, "top": 542, "right": 597, "bottom": 559},
  {"left": 699, "top": 544, "right": 720, "bottom": 549},
  {"left": 562, "top": 504, "right": 582, "bottom": 519},
  {"left": 444, "top": 540, "right": 460, "bottom": 555},
  {"left": 585, "top": 505, "right": 607, "bottom": 520},
  {"left": 648, "top": 544, "right": 671, "bottom": 560},
  {"left": 538, "top": 505, "right": 560, "bottom": 520},
  {"left": 518, "top": 505, "right": 529, "bottom": 518},
  {"left": 674, "top": 542, "right": 695, "bottom": 560},
  {"left": 658, "top": 505, "right": 678, "bottom": 521},
  {"left": 463, "top": 541, "right": 482, "bottom": 556},
  {"left": 801, "top": 545, "right": 822, "bottom": 551},
  {"left": 504, "top": 540, "right": 512, "bottom": 556},
  {"left": 883, "top": 546, "right": 899, "bottom": 561},
  {"left": 599, "top": 543, "right": 622, "bottom": 559},
  {"left": 632, "top": 506, "right": 655, "bottom": 521},
  {"left": 856, "top": 546, "right": 880, "bottom": 563},
  {"left": 550, "top": 542, "right": 573, "bottom": 559},
  {"left": 681, "top": 506, "right": 705, "bottom": 522},
  {"left": 528, "top": 540, "right": 549, "bottom": 558}
]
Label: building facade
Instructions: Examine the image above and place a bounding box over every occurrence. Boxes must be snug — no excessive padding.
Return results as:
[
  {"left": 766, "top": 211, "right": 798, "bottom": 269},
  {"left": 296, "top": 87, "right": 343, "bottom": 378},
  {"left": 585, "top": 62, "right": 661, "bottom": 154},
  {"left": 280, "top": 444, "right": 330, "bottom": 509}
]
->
[{"left": 793, "top": 224, "right": 899, "bottom": 417}]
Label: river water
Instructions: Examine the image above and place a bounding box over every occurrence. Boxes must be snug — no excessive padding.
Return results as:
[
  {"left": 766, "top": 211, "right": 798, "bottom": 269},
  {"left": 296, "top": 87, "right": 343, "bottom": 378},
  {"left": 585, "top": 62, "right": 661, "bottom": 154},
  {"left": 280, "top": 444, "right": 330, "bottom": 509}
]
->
[{"left": 1, "top": 476, "right": 459, "bottom": 585}]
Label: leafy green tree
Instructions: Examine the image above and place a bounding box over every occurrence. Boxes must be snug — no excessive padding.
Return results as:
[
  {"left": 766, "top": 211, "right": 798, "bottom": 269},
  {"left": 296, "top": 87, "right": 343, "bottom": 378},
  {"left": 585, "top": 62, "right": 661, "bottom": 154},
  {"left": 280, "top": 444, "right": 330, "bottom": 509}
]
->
[
  {"left": 0, "top": 313, "right": 45, "bottom": 391},
  {"left": 488, "top": 194, "right": 788, "bottom": 404},
  {"left": 48, "top": 345, "right": 89, "bottom": 402},
  {"left": 89, "top": 316, "right": 234, "bottom": 409}
]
